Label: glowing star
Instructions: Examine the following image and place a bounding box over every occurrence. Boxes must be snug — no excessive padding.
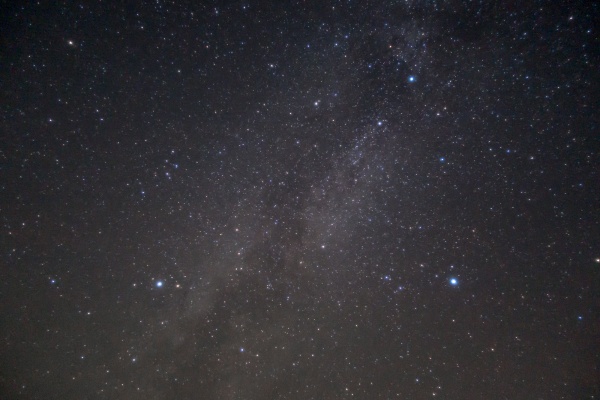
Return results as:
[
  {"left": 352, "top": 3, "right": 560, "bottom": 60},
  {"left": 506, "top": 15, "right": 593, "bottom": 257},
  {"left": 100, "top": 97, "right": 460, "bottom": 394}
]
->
[
  {"left": 408, "top": 75, "right": 416, "bottom": 83},
  {"left": 156, "top": 281, "right": 164, "bottom": 288},
  {"left": 449, "top": 278, "right": 458, "bottom": 286}
]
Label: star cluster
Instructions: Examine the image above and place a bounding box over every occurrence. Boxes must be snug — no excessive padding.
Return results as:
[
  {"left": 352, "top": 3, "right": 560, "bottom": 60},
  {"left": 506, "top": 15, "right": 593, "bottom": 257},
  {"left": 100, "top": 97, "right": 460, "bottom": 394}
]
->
[{"left": 1, "top": 1, "right": 598, "bottom": 399}]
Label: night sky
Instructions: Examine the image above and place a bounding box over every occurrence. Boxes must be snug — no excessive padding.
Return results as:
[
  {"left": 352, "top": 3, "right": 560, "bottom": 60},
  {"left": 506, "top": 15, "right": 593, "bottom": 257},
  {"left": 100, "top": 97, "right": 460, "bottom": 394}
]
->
[{"left": 1, "top": 1, "right": 598, "bottom": 399}]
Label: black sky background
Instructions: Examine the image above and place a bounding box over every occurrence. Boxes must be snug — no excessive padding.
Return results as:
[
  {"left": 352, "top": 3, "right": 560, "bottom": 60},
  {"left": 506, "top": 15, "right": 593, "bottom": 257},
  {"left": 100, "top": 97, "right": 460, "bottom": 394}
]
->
[{"left": 1, "top": 1, "right": 598, "bottom": 399}]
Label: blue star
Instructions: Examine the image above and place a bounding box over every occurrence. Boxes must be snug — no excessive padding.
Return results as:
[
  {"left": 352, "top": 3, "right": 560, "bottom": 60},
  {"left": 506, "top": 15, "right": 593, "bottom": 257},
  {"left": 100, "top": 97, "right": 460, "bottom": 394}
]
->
[
  {"left": 449, "top": 278, "right": 458, "bottom": 286},
  {"left": 439, "top": 157, "right": 445, "bottom": 163},
  {"left": 156, "top": 280, "right": 164, "bottom": 288},
  {"left": 408, "top": 75, "right": 416, "bottom": 83}
]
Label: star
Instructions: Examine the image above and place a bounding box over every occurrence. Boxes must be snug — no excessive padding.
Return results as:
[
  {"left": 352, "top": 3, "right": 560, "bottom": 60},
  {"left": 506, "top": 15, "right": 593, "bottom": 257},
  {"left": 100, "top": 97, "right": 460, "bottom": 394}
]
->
[
  {"left": 449, "top": 278, "right": 458, "bottom": 286},
  {"left": 155, "top": 281, "right": 164, "bottom": 288},
  {"left": 408, "top": 75, "right": 416, "bottom": 83}
]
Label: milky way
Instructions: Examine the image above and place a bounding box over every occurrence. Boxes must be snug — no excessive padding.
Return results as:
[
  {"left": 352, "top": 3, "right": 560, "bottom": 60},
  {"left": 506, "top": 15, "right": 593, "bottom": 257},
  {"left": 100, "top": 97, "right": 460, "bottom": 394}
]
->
[{"left": 1, "top": 2, "right": 598, "bottom": 399}]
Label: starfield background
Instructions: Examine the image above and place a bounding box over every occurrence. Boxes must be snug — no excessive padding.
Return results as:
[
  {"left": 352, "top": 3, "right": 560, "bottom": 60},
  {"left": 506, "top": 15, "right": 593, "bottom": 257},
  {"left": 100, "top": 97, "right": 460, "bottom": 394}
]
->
[{"left": 1, "top": 1, "right": 598, "bottom": 399}]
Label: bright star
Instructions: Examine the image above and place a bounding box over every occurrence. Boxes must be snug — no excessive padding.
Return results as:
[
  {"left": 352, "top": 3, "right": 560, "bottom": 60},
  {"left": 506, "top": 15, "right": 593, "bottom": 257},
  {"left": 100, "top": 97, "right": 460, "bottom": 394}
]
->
[
  {"left": 408, "top": 75, "right": 416, "bottom": 83},
  {"left": 156, "top": 281, "right": 164, "bottom": 288},
  {"left": 449, "top": 278, "right": 458, "bottom": 286}
]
